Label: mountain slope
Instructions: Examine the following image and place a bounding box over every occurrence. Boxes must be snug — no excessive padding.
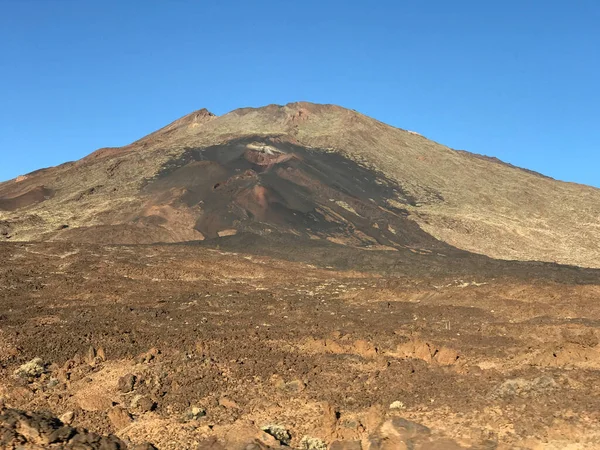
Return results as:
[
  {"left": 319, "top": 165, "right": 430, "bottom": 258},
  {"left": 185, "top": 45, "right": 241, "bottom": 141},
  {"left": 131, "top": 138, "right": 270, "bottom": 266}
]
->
[{"left": 1, "top": 102, "right": 599, "bottom": 267}]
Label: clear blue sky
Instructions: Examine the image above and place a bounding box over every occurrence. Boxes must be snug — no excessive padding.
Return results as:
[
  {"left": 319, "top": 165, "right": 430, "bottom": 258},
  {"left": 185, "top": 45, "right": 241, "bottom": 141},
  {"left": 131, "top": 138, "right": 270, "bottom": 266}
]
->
[{"left": 1, "top": 1, "right": 599, "bottom": 186}]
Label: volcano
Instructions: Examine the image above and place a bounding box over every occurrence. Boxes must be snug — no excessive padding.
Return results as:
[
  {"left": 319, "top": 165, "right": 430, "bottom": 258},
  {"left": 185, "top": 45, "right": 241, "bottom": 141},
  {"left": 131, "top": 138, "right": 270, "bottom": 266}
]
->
[
  {"left": 1, "top": 102, "right": 599, "bottom": 268},
  {"left": 2, "top": 103, "right": 600, "bottom": 449}
]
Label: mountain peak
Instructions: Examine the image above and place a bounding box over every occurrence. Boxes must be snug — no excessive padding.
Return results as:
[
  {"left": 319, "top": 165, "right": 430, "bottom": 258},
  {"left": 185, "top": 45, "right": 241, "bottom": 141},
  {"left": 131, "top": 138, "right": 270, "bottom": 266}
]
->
[
  {"left": 133, "top": 107, "right": 217, "bottom": 146},
  {"left": 179, "top": 107, "right": 217, "bottom": 123},
  {"left": 227, "top": 101, "right": 359, "bottom": 120}
]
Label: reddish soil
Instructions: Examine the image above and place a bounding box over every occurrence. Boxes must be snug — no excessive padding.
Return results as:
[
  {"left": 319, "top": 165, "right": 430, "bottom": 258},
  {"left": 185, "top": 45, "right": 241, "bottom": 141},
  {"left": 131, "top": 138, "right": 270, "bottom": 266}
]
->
[{"left": 0, "top": 186, "right": 54, "bottom": 212}]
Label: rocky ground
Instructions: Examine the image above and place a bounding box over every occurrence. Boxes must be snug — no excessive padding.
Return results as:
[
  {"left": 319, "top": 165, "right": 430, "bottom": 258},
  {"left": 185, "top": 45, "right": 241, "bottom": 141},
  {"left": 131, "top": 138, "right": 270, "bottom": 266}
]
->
[{"left": 1, "top": 241, "right": 600, "bottom": 449}]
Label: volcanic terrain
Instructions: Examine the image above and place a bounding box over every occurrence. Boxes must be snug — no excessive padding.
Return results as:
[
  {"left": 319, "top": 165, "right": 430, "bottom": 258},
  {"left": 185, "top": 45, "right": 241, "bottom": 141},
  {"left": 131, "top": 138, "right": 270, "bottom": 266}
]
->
[{"left": 1, "top": 103, "right": 600, "bottom": 449}]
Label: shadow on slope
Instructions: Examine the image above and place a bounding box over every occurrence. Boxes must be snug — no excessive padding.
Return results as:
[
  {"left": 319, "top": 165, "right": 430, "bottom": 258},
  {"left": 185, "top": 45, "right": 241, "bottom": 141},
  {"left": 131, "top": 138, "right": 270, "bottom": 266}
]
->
[{"left": 193, "top": 231, "right": 600, "bottom": 285}]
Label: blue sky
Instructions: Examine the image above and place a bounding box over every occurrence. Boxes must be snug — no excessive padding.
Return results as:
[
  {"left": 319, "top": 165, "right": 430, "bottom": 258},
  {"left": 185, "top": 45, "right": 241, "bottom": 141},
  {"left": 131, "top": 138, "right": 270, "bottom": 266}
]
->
[{"left": 1, "top": 1, "right": 599, "bottom": 186}]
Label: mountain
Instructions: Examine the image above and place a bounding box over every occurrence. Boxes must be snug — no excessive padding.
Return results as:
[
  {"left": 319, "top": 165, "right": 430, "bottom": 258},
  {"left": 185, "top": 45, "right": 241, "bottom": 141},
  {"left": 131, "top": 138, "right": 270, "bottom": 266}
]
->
[
  {"left": 1, "top": 102, "right": 599, "bottom": 268},
  {"left": 2, "top": 102, "right": 600, "bottom": 449}
]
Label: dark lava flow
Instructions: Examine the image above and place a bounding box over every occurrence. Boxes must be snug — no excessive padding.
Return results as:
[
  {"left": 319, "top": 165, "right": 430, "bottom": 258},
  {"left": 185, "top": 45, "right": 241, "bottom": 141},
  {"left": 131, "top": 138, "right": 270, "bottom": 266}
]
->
[{"left": 144, "top": 135, "right": 446, "bottom": 249}]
